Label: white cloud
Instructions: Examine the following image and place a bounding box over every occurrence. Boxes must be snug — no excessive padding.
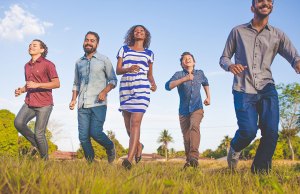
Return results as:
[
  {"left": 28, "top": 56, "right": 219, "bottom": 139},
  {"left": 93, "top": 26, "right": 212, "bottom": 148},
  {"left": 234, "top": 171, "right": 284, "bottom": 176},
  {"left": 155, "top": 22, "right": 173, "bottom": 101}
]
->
[{"left": 0, "top": 4, "right": 53, "bottom": 41}]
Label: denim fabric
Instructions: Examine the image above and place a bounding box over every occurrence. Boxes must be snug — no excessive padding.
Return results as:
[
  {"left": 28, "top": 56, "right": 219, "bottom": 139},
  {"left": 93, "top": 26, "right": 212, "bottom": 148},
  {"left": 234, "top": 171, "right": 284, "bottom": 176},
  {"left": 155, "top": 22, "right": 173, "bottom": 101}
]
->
[
  {"left": 14, "top": 103, "right": 53, "bottom": 159},
  {"left": 165, "top": 69, "right": 209, "bottom": 116},
  {"left": 72, "top": 52, "right": 117, "bottom": 109},
  {"left": 231, "top": 83, "right": 279, "bottom": 171},
  {"left": 78, "top": 105, "right": 113, "bottom": 161}
]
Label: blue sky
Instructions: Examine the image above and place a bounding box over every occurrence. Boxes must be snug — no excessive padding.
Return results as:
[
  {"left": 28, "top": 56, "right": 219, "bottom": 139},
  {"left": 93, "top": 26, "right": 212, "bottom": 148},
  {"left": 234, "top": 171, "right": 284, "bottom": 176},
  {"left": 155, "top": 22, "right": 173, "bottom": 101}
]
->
[{"left": 0, "top": 0, "right": 299, "bottom": 153}]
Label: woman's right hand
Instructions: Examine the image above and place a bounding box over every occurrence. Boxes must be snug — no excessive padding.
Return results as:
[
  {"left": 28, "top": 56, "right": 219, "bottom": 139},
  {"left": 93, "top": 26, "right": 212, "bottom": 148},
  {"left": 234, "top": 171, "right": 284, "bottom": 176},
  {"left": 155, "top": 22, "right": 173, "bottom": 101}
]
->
[{"left": 128, "top": 65, "right": 140, "bottom": 73}]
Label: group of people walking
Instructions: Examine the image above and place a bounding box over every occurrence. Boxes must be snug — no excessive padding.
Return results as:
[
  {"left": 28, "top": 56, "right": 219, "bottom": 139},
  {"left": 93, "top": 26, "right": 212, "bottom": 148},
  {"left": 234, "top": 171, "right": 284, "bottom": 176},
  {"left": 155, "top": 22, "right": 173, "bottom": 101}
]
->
[{"left": 14, "top": 0, "right": 300, "bottom": 173}]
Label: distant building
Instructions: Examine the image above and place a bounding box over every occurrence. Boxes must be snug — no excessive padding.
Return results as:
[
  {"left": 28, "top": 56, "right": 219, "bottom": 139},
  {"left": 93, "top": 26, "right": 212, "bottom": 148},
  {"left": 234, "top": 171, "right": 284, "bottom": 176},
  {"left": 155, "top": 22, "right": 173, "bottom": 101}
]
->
[{"left": 50, "top": 151, "right": 77, "bottom": 160}]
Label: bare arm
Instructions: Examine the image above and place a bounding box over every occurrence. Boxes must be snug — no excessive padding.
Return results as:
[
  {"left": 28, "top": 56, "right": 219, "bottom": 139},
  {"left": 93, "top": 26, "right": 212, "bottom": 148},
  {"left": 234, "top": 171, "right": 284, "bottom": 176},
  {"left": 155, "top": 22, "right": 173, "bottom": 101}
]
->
[
  {"left": 69, "top": 90, "right": 78, "bottom": 110},
  {"left": 26, "top": 78, "right": 60, "bottom": 90},
  {"left": 168, "top": 73, "right": 193, "bottom": 90},
  {"left": 203, "top": 85, "right": 211, "bottom": 106},
  {"left": 98, "top": 83, "right": 115, "bottom": 101},
  {"left": 116, "top": 57, "right": 140, "bottom": 75},
  {"left": 147, "top": 62, "right": 157, "bottom": 92}
]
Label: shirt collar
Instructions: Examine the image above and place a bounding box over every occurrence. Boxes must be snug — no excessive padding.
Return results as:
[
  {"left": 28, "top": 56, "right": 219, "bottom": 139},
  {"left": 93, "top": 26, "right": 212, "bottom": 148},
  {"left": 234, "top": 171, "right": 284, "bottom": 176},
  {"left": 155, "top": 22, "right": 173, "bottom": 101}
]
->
[
  {"left": 28, "top": 56, "right": 44, "bottom": 66},
  {"left": 247, "top": 20, "right": 271, "bottom": 31},
  {"left": 81, "top": 51, "right": 100, "bottom": 60},
  {"left": 183, "top": 68, "right": 195, "bottom": 74}
]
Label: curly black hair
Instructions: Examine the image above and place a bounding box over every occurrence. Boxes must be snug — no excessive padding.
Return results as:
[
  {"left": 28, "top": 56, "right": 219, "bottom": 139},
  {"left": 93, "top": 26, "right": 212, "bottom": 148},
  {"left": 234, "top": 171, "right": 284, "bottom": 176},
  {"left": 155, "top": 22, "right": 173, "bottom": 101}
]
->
[
  {"left": 124, "top": 25, "right": 151, "bottom": 49},
  {"left": 33, "top": 39, "right": 48, "bottom": 58}
]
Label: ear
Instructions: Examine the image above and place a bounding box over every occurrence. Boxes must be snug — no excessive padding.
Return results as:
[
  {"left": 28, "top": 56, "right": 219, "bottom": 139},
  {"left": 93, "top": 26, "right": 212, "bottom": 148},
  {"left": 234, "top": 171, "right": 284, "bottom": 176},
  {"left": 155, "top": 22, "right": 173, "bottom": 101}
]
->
[
  {"left": 251, "top": 5, "right": 255, "bottom": 13},
  {"left": 40, "top": 48, "right": 45, "bottom": 54}
]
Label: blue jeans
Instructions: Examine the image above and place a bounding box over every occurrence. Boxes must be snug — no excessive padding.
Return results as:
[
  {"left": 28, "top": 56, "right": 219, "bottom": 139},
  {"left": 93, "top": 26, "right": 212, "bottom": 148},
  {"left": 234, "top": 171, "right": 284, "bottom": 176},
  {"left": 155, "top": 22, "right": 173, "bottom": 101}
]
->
[
  {"left": 78, "top": 105, "right": 113, "bottom": 161},
  {"left": 14, "top": 103, "right": 53, "bottom": 159},
  {"left": 231, "top": 83, "right": 279, "bottom": 172}
]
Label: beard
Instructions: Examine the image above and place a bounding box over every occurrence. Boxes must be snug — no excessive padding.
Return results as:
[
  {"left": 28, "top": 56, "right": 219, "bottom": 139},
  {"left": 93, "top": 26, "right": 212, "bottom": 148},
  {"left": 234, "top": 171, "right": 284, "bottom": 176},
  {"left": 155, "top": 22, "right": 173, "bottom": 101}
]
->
[
  {"left": 83, "top": 44, "right": 97, "bottom": 54},
  {"left": 254, "top": 4, "right": 273, "bottom": 19}
]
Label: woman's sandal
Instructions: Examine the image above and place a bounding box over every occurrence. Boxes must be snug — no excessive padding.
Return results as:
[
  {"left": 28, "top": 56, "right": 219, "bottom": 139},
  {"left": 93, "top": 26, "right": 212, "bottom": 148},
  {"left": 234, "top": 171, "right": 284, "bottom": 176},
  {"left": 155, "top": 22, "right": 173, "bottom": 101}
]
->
[
  {"left": 135, "top": 143, "right": 144, "bottom": 164},
  {"left": 122, "top": 159, "right": 132, "bottom": 170}
]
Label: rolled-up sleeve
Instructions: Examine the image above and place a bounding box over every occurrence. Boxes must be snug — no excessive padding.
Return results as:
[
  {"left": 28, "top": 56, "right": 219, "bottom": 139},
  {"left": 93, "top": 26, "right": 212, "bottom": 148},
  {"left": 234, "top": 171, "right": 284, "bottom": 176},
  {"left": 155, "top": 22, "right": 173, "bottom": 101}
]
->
[
  {"left": 72, "top": 63, "right": 80, "bottom": 91},
  {"left": 278, "top": 32, "right": 300, "bottom": 69},
  {"left": 219, "top": 29, "right": 236, "bottom": 71},
  {"left": 165, "top": 72, "right": 180, "bottom": 91},
  {"left": 104, "top": 57, "right": 118, "bottom": 87}
]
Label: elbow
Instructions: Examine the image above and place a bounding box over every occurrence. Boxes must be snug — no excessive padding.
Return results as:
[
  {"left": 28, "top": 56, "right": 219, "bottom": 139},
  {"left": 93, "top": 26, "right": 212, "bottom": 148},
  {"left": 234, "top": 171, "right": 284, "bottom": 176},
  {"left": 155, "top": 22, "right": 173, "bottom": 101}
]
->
[
  {"left": 165, "top": 82, "right": 172, "bottom": 91},
  {"left": 55, "top": 81, "right": 61, "bottom": 89}
]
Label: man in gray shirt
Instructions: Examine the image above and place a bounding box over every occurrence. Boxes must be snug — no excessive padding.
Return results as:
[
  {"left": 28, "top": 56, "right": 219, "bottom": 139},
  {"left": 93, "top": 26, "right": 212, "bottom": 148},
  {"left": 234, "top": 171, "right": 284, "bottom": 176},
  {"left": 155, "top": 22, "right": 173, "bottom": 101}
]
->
[
  {"left": 220, "top": 0, "right": 300, "bottom": 173},
  {"left": 69, "top": 31, "right": 118, "bottom": 163}
]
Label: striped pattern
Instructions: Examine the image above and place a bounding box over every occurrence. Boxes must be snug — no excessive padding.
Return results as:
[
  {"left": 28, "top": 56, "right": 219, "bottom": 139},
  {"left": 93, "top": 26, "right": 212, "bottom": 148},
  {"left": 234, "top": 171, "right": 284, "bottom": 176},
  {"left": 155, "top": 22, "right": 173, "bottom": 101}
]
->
[{"left": 117, "top": 45, "right": 154, "bottom": 113}]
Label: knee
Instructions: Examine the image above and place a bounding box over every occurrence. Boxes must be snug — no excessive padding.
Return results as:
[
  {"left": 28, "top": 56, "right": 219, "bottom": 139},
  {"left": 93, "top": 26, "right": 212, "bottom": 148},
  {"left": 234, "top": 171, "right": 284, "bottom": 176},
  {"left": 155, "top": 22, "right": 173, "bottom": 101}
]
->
[
  {"left": 79, "top": 134, "right": 90, "bottom": 144},
  {"left": 14, "top": 118, "right": 25, "bottom": 131},
  {"left": 239, "top": 129, "right": 256, "bottom": 141}
]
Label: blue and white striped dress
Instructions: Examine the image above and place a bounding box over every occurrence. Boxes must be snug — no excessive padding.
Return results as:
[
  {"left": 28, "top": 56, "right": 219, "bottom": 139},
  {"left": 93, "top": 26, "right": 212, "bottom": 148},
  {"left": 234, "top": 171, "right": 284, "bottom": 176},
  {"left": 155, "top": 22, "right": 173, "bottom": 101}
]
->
[{"left": 117, "top": 45, "right": 154, "bottom": 113}]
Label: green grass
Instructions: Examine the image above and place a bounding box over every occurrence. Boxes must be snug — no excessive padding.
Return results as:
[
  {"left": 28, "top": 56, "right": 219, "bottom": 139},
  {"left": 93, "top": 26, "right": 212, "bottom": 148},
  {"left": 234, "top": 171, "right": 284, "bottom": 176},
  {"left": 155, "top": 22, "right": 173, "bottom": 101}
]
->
[{"left": 1, "top": 157, "right": 300, "bottom": 194}]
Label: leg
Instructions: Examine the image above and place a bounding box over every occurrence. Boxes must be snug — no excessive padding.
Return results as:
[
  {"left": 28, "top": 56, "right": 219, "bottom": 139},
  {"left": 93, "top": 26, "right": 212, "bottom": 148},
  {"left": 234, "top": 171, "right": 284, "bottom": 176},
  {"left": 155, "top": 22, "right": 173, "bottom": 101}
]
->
[
  {"left": 252, "top": 84, "right": 279, "bottom": 173},
  {"left": 78, "top": 108, "right": 94, "bottom": 162},
  {"left": 90, "top": 106, "right": 115, "bottom": 163},
  {"left": 189, "top": 109, "right": 204, "bottom": 163},
  {"left": 228, "top": 91, "right": 259, "bottom": 169},
  {"left": 90, "top": 106, "right": 114, "bottom": 149},
  {"left": 123, "top": 111, "right": 143, "bottom": 163},
  {"left": 34, "top": 105, "right": 53, "bottom": 159},
  {"left": 179, "top": 114, "right": 191, "bottom": 162},
  {"left": 127, "top": 112, "right": 144, "bottom": 163},
  {"left": 14, "top": 104, "right": 38, "bottom": 147}
]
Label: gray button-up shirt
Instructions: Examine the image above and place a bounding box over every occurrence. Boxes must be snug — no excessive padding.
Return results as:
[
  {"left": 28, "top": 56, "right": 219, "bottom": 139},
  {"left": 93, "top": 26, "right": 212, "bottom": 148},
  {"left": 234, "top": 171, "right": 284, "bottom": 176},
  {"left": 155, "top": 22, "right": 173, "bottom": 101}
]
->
[
  {"left": 72, "top": 52, "right": 117, "bottom": 109},
  {"left": 220, "top": 21, "right": 300, "bottom": 94}
]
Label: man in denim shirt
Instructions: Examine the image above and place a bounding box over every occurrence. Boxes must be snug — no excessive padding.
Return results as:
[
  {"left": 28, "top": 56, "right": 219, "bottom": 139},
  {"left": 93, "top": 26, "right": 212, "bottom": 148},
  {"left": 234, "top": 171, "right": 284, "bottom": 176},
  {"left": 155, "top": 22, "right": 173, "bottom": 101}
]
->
[
  {"left": 220, "top": 0, "right": 300, "bottom": 173},
  {"left": 166, "top": 52, "right": 210, "bottom": 169},
  {"left": 69, "top": 31, "right": 118, "bottom": 163}
]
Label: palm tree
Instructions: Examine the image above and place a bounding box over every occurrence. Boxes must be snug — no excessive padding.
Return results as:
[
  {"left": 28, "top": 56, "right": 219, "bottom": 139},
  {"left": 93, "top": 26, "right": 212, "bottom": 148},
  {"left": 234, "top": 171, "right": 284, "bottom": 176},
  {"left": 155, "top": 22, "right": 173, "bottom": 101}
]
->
[
  {"left": 157, "top": 129, "right": 173, "bottom": 161},
  {"left": 220, "top": 135, "right": 232, "bottom": 155}
]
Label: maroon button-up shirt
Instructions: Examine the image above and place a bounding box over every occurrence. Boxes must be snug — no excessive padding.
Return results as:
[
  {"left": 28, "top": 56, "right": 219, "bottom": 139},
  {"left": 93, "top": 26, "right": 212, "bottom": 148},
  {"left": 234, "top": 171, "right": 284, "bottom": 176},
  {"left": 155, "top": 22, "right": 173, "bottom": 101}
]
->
[{"left": 24, "top": 56, "right": 58, "bottom": 107}]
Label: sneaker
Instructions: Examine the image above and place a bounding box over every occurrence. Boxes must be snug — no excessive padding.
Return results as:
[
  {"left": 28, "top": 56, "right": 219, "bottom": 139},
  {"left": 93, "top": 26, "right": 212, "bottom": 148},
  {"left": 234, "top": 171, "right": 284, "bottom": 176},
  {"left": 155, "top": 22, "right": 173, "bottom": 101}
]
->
[
  {"left": 106, "top": 145, "right": 116, "bottom": 164},
  {"left": 122, "top": 159, "right": 132, "bottom": 170},
  {"left": 183, "top": 162, "right": 190, "bottom": 170},
  {"left": 30, "top": 147, "right": 39, "bottom": 157},
  {"left": 227, "top": 146, "right": 241, "bottom": 170},
  {"left": 190, "top": 158, "right": 199, "bottom": 168}
]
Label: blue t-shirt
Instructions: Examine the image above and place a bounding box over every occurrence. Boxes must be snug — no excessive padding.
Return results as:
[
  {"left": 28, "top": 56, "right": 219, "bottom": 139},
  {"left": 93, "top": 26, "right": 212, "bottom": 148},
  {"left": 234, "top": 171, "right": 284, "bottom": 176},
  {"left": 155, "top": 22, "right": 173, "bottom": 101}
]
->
[{"left": 165, "top": 69, "right": 209, "bottom": 116}]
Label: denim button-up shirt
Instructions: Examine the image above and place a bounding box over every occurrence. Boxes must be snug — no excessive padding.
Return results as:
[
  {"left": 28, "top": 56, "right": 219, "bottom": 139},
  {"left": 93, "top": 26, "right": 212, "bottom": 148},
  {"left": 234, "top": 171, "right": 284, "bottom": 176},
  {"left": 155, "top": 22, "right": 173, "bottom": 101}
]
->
[
  {"left": 72, "top": 52, "right": 117, "bottom": 109},
  {"left": 220, "top": 21, "right": 300, "bottom": 94},
  {"left": 165, "top": 69, "right": 209, "bottom": 116}
]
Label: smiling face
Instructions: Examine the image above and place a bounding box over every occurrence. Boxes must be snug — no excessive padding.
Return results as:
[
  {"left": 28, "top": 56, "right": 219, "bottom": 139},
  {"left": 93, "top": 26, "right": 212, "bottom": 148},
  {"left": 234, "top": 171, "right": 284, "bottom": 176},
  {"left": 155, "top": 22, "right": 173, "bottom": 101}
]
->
[
  {"left": 251, "top": 0, "right": 273, "bottom": 19},
  {"left": 181, "top": 54, "right": 195, "bottom": 69},
  {"left": 83, "top": 33, "right": 98, "bottom": 54},
  {"left": 133, "top": 26, "right": 146, "bottom": 41},
  {"left": 28, "top": 40, "right": 44, "bottom": 57}
]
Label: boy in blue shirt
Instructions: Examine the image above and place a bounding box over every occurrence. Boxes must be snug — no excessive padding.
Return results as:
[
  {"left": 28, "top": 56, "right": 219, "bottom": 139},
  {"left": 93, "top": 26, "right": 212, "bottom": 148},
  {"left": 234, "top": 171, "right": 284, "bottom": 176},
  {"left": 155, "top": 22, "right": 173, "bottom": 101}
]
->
[{"left": 165, "top": 52, "right": 210, "bottom": 169}]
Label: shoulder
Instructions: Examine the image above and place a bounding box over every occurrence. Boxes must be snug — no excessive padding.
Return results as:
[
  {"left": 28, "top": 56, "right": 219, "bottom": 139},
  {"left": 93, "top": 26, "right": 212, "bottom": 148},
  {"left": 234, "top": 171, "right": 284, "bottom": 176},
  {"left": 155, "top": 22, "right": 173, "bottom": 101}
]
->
[
  {"left": 144, "top": 48, "right": 154, "bottom": 56},
  {"left": 268, "top": 24, "right": 285, "bottom": 37},
  {"left": 41, "top": 57, "right": 55, "bottom": 67}
]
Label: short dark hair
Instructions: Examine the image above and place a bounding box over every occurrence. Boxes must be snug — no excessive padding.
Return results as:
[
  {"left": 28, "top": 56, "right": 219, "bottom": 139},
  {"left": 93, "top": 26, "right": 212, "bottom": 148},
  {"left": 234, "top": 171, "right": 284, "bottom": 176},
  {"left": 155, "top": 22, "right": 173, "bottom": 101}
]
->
[
  {"left": 85, "top": 31, "right": 100, "bottom": 43},
  {"left": 180, "top": 52, "right": 196, "bottom": 65},
  {"left": 33, "top": 39, "right": 48, "bottom": 58}
]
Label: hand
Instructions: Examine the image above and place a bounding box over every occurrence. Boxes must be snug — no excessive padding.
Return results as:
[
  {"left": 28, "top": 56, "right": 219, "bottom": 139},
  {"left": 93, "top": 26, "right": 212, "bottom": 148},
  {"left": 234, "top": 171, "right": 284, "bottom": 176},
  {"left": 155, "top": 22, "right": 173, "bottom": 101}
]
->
[
  {"left": 14, "top": 87, "right": 23, "bottom": 97},
  {"left": 128, "top": 65, "right": 140, "bottom": 73},
  {"left": 185, "top": 73, "right": 194, "bottom": 81},
  {"left": 229, "top": 64, "right": 247, "bottom": 75},
  {"left": 150, "top": 82, "right": 157, "bottom": 92},
  {"left": 26, "top": 81, "right": 39, "bottom": 89},
  {"left": 98, "top": 91, "right": 107, "bottom": 101},
  {"left": 204, "top": 98, "right": 210, "bottom": 106},
  {"left": 295, "top": 61, "right": 300, "bottom": 74},
  {"left": 69, "top": 100, "right": 77, "bottom": 110}
]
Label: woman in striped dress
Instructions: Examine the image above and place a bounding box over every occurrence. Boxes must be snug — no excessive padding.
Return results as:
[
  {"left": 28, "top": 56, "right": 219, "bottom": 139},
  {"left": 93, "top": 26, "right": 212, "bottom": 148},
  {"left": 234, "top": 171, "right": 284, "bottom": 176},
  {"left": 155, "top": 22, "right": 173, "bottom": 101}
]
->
[{"left": 116, "top": 25, "right": 157, "bottom": 169}]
